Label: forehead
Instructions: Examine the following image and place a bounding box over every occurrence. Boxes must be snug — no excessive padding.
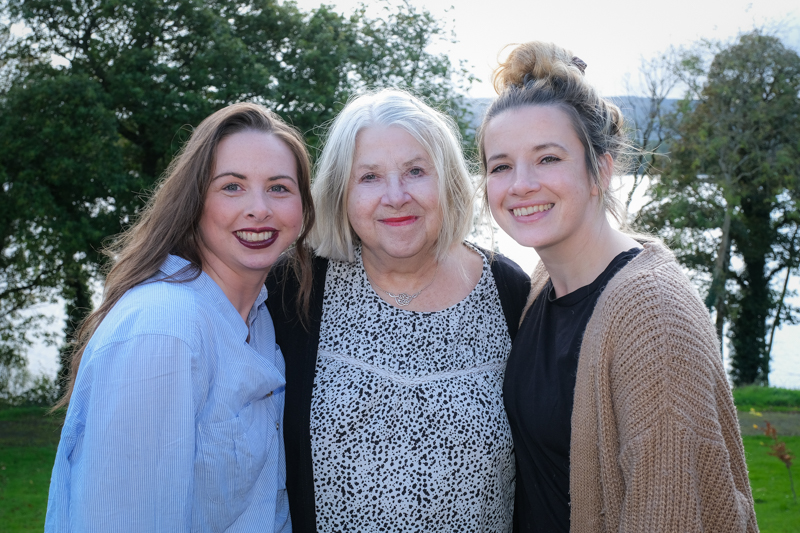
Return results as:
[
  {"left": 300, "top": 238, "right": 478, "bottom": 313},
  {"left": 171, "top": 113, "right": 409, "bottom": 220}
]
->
[
  {"left": 214, "top": 130, "right": 296, "bottom": 172},
  {"left": 484, "top": 105, "right": 582, "bottom": 150},
  {"left": 352, "top": 125, "right": 429, "bottom": 165}
]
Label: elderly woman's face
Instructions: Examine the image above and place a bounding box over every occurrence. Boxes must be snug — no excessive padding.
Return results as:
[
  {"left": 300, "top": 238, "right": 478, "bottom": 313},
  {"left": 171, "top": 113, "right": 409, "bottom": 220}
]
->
[{"left": 347, "top": 125, "right": 442, "bottom": 264}]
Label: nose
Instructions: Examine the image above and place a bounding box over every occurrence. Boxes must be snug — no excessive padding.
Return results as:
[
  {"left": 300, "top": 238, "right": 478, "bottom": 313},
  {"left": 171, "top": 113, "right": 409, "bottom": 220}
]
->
[
  {"left": 382, "top": 175, "right": 411, "bottom": 208},
  {"left": 508, "top": 165, "right": 541, "bottom": 197},
  {"left": 247, "top": 191, "right": 272, "bottom": 221}
]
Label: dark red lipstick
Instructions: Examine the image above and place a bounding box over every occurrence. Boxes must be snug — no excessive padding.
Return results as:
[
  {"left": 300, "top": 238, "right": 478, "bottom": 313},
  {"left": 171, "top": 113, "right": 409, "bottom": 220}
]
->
[{"left": 233, "top": 227, "right": 279, "bottom": 249}]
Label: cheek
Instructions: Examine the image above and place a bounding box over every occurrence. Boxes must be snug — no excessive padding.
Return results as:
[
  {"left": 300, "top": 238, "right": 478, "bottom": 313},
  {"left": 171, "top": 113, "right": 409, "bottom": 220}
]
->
[
  {"left": 345, "top": 189, "right": 371, "bottom": 229},
  {"left": 282, "top": 197, "right": 305, "bottom": 233},
  {"left": 486, "top": 178, "right": 507, "bottom": 215}
]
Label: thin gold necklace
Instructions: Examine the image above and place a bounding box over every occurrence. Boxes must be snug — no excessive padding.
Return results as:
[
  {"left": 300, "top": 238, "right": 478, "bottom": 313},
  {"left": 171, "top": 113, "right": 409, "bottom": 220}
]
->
[{"left": 365, "top": 265, "right": 440, "bottom": 307}]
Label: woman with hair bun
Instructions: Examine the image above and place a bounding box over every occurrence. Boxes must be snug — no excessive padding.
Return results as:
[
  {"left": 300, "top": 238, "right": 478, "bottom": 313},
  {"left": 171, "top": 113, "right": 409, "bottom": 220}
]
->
[{"left": 478, "top": 42, "right": 757, "bottom": 532}]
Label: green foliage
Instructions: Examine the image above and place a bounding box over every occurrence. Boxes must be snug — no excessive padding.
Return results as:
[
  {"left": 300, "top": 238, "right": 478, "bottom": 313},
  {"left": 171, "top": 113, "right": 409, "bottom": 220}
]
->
[
  {"left": 0, "top": 0, "right": 473, "bottom": 382},
  {"left": 744, "top": 435, "right": 800, "bottom": 532},
  {"left": 734, "top": 386, "right": 800, "bottom": 412},
  {"left": 637, "top": 31, "right": 800, "bottom": 386}
]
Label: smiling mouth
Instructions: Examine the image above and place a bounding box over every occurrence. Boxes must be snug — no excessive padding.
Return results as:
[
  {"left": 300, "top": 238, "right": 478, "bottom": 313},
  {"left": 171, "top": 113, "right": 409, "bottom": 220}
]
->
[
  {"left": 512, "top": 203, "right": 554, "bottom": 217},
  {"left": 236, "top": 230, "right": 274, "bottom": 242},
  {"left": 234, "top": 230, "right": 278, "bottom": 249},
  {"left": 381, "top": 216, "right": 418, "bottom": 226}
]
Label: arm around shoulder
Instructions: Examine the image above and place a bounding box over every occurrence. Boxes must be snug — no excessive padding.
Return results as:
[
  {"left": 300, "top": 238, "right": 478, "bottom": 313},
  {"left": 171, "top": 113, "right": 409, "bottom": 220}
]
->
[{"left": 487, "top": 250, "right": 531, "bottom": 341}]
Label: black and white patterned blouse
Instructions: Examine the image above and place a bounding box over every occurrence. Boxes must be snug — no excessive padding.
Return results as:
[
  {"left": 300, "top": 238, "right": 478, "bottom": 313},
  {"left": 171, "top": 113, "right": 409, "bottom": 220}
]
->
[{"left": 310, "top": 243, "right": 515, "bottom": 532}]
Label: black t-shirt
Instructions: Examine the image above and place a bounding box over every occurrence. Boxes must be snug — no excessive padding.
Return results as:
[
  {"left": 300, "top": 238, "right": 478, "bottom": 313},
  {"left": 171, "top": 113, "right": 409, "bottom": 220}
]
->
[{"left": 504, "top": 248, "right": 641, "bottom": 533}]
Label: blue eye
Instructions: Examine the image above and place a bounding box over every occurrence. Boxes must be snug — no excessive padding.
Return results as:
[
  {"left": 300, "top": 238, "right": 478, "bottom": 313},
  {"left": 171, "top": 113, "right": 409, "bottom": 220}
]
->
[
  {"left": 222, "top": 183, "right": 242, "bottom": 191},
  {"left": 269, "top": 184, "right": 289, "bottom": 193},
  {"left": 361, "top": 173, "right": 377, "bottom": 182},
  {"left": 541, "top": 156, "right": 561, "bottom": 164},
  {"left": 409, "top": 167, "right": 423, "bottom": 176}
]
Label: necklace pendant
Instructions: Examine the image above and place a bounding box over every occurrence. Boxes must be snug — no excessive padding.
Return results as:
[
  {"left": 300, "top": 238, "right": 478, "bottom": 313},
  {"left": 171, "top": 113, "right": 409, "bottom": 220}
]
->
[{"left": 394, "top": 293, "right": 414, "bottom": 306}]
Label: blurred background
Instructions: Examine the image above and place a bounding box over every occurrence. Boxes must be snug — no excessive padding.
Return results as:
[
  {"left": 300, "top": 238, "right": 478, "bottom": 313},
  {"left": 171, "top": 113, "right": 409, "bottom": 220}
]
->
[{"left": 1, "top": 0, "right": 799, "bottom": 404}]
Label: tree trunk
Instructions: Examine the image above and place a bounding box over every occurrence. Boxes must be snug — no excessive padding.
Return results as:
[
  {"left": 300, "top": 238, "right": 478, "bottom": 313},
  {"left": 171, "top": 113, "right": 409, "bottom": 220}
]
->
[
  {"left": 57, "top": 268, "right": 93, "bottom": 400},
  {"left": 729, "top": 195, "right": 773, "bottom": 386},
  {"left": 707, "top": 203, "right": 733, "bottom": 356}
]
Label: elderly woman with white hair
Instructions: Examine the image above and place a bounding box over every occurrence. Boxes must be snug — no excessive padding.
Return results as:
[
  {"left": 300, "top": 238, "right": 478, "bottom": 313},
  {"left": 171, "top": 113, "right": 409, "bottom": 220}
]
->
[{"left": 266, "top": 89, "right": 529, "bottom": 533}]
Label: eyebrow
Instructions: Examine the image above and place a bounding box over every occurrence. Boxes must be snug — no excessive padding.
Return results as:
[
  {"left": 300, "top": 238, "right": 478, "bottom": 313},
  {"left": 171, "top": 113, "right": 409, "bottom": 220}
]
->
[
  {"left": 211, "top": 172, "right": 297, "bottom": 184},
  {"left": 486, "top": 142, "right": 568, "bottom": 164}
]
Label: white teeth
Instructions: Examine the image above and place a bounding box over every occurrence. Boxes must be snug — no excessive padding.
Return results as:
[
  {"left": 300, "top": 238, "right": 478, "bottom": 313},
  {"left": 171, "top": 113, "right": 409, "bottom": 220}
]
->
[
  {"left": 236, "top": 230, "right": 274, "bottom": 242},
  {"left": 512, "top": 203, "right": 554, "bottom": 217}
]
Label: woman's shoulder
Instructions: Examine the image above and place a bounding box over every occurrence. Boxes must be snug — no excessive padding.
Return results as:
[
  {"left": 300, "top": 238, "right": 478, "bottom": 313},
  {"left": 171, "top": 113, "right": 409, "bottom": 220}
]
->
[
  {"left": 600, "top": 240, "right": 698, "bottom": 310},
  {"left": 467, "top": 242, "right": 529, "bottom": 284},
  {"left": 593, "top": 241, "right": 720, "bottom": 365},
  {"left": 94, "top": 280, "right": 207, "bottom": 347}
]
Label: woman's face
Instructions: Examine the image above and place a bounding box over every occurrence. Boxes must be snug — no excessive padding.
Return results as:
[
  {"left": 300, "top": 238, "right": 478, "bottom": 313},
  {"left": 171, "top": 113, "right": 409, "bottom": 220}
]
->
[
  {"left": 484, "top": 105, "right": 602, "bottom": 254},
  {"left": 347, "top": 125, "right": 442, "bottom": 265},
  {"left": 198, "top": 130, "right": 303, "bottom": 284}
]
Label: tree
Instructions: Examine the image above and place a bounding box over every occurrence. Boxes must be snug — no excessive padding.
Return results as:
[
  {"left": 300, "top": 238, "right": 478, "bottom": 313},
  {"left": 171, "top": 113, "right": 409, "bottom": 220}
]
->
[
  {"left": 617, "top": 54, "right": 679, "bottom": 214},
  {"left": 0, "top": 0, "right": 474, "bottom": 393},
  {"left": 637, "top": 31, "right": 800, "bottom": 386}
]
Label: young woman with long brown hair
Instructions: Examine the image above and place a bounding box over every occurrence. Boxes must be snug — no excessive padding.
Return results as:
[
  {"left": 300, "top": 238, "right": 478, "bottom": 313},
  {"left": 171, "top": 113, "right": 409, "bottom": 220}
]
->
[{"left": 45, "top": 102, "right": 314, "bottom": 532}]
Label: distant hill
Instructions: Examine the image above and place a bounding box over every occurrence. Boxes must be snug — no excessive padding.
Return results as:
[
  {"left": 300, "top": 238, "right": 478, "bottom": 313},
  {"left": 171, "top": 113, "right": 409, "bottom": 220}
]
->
[{"left": 464, "top": 96, "right": 680, "bottom": 142}]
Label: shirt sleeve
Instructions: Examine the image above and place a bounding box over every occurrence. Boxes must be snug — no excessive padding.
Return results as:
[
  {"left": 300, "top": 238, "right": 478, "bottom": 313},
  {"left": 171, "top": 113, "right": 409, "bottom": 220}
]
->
[{"left": 64, "top": 334, "right": 198, "bottom": 532}]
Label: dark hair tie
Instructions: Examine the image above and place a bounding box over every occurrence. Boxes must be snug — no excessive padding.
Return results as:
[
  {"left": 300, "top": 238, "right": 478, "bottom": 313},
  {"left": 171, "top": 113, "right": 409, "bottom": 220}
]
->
[{"left": 571, "top": 56, "right": 587, "bottom": 74}]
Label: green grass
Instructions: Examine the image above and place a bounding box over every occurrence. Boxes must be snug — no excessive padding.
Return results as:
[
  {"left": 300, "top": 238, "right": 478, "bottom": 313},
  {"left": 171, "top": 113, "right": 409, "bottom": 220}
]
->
[
  {"left": 0, "top": 406, "right": 63, "bottom": 532},
  {"left": 0, "top": 447, "right": 58, "bottom": 531},
  {"left": 734, "top": 386, "right": 800, "bottom": 413},
  {"left": 1, "top": 407, "right": 799, "bottom": 531},
  {"left": 743, "top": 435, "right": 800, "bottom": 532}
]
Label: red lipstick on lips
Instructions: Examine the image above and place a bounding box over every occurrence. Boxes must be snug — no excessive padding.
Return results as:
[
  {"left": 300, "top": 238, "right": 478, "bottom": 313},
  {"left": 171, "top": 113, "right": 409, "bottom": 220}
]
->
[
  {"left": 380, "top": 216, "right": 418, "bottom": 227},
  {"left": 233, "top": 227, "right": 279, "bottom": 249}
]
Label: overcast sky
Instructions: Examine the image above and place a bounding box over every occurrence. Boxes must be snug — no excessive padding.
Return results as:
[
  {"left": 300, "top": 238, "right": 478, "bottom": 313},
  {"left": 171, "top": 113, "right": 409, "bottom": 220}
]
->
[{"left": 296, "top": 0, "right": 800, "bottom": 98}]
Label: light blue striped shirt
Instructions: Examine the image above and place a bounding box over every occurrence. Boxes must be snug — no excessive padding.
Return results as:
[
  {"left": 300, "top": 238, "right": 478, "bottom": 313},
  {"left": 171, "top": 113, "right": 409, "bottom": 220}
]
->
[{"left": 45, "top": 255, "right": 290, "bottom": 532}]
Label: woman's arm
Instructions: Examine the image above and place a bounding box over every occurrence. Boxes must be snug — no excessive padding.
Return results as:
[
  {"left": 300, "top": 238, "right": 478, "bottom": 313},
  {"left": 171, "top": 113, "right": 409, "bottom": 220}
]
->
[
  {"left": 599, "top": 265, "right": 757, "bottom": 533},
  {"left": 47, "top": 334, "right": 198, "bottom": 532}
]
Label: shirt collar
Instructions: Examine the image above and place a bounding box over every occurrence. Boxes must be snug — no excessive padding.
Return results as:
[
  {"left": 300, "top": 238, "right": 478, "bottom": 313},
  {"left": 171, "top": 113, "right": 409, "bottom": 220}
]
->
[{"left": 159, "top": 254, "right": 265, "bottom": 341}]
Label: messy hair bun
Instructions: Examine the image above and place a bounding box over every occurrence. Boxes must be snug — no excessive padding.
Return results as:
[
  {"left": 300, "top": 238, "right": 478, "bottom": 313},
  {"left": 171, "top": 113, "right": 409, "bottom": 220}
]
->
[
  {"left": 478, "top": 41, "right": 629, "bottom": 223},
  {"left": 492, "top": 41, "right": 586, "bottom": 93}
]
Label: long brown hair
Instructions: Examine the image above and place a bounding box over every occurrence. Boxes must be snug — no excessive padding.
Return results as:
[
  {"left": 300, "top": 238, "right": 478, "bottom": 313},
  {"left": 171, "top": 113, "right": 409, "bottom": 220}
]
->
[{"left": 56, "top": 102, "right": 315, "bottom": 407}]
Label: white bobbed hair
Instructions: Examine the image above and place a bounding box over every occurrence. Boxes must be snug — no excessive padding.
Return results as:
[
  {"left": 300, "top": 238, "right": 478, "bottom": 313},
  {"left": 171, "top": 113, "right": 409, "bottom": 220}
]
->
[{"left": 309, "top": 88, "right": 473, "bottom": 262}]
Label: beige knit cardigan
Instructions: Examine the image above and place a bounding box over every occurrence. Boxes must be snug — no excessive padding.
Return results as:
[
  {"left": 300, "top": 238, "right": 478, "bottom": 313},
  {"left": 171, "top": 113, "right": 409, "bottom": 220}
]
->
[{"left": 523, "top": 240, "right": 758, "bottom": 533}]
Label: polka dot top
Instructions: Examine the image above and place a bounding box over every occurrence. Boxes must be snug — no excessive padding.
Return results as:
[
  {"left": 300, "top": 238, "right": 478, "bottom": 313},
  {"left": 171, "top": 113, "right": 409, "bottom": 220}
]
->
[{"left": 310, "top": 244, "right": 515, "bottom": 532}]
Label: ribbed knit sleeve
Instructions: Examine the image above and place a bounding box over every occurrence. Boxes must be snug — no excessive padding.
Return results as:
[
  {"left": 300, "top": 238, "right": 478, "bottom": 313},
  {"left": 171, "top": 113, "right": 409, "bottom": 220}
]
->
[{"left": 570, "top": 243, "right": 758, "bottom": 533}]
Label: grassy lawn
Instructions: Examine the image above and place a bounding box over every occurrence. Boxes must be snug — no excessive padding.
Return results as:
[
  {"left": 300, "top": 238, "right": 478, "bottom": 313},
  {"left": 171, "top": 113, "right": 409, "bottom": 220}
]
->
[
  {"left": 733, "top": 385, "right": 800, "bottom": 413},
  {"left": 744, "top": 436, "right": 800, "bottom": 532},
  {"left": 0, "top": 406, "right": 63, "bottom": 532},
  {"left": 1, "top": 388, "right": 799, "bottom": 532}
]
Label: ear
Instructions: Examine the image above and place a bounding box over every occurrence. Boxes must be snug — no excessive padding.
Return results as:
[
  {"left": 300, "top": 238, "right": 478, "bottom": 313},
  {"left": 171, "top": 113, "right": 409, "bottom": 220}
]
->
[{"left": 592, "top": 153, "right": 614, "bottom": 196}]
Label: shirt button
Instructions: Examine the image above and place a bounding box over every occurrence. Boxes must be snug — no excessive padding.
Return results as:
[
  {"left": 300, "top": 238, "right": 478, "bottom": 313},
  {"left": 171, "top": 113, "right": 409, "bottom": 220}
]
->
[{"left": 276, "top": 422, "right": 280, "bottom": 430}]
